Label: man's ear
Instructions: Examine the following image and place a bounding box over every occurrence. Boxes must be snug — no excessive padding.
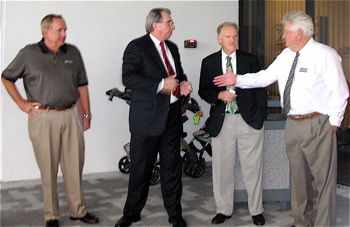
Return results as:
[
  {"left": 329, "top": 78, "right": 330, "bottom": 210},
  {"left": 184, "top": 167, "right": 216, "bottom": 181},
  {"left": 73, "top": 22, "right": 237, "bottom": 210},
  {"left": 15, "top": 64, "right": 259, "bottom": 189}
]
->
[
  {"left": 217, "top": 35, "right": 222, "bottom": 45},
  {"left": 42, "top": 28, "right": 48, "bottom": 37},
  {"left": 297, "top": 28, "right": 303, "bottom": 37},
  {"left": 152, "top": 23, "right": 158, "bottom": 32}
]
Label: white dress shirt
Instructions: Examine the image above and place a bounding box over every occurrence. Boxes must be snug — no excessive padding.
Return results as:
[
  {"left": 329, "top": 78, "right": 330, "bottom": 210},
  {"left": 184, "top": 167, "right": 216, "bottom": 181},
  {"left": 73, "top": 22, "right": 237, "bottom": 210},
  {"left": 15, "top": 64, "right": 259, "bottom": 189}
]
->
[
  {"left": 236, "top": 38, "right": 349, "bottom": 126},
  {"left": 150, "top": 34, "right": 178, "bottom": 103},
  {"left": 221, "top": 50, "right": 236, "bottom": 74},
  {"left": 222, "top": 50, "right": 237, "bottom": 98}
]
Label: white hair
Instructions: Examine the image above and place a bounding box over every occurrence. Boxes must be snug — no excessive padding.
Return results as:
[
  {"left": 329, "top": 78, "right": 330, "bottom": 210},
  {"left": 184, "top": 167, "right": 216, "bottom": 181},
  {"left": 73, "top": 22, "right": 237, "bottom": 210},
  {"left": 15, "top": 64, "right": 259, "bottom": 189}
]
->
[{"left": 282, "top": 11, "right": 314, "bottom": 37}]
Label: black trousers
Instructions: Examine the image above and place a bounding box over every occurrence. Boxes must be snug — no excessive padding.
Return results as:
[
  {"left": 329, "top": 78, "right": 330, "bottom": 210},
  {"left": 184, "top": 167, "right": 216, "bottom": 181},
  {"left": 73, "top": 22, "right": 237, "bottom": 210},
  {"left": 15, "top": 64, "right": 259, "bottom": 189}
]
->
[{"left": 123, "top": 102, "right": 183, "bottom": 220}]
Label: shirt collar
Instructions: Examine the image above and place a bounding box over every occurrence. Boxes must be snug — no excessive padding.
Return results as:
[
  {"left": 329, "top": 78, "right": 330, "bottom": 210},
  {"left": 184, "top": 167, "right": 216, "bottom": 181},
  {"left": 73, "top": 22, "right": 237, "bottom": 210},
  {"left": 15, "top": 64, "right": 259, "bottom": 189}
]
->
[
  {"left": 221, "top": 49, "right": 236, "bottom": 60},
  {"left": 149, "top": 33, "right": 162, "bottom": 47},
  {"left": 38, "top": 38, "right": 67, "bottom": 53},
  {"left": 297, "top": 37, "right": 314, "bottom": 55}
]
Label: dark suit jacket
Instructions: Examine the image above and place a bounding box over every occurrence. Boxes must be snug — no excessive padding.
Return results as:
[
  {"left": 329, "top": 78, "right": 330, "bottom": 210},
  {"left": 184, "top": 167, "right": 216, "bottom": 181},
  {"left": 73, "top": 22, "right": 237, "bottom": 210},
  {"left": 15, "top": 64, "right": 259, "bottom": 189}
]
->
[
  {"left": 122, "top": 34, "right": 187, "bottom": 136},
  {"left": 198, "top": 49, "right": 267, "bottom": 137}
]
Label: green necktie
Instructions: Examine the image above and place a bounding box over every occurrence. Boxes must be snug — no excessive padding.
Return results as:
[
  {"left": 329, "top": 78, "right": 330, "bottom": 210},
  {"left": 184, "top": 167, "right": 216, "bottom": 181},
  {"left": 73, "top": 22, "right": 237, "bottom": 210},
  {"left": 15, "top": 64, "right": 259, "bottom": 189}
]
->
[{"left": 225, "top": 56, "right": 238, "bottom": 114}]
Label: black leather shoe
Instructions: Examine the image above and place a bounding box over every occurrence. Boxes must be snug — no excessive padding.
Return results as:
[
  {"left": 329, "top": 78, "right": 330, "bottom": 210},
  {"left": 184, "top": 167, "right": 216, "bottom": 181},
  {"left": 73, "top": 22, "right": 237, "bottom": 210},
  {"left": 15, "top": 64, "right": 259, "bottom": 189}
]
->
[
  {"left": 211, "top": 213, "right": 231, "bottom": 224},
  {"left": 169, "top": 216, "right": 187, "bottom": 227},
  {"left": 70, "top": 212, "right": 99, "bottom": 224},
  {"left": 132, "top": 215, "right": 141, "bottom": 222},
  {"left": 46, "top": 219, "right": 59, "bottom": 227},
  {"left": 115, "top": 215, "right": 141, "bottom": 227},
  {"left": 252, "top": 213, "right": 265, "bottom": 225}
]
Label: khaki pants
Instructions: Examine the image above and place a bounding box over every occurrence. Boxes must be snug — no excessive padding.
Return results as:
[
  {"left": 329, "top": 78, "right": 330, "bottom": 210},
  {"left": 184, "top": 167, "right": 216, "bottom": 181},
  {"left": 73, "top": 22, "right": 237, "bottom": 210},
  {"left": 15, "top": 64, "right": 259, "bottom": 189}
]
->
[
  {"left": 28, "top": 108, "right": 86, "bottom": 220},
  {"left": 286, "top": 115, "right": 337, "bottom": 226},
  {"left": 212, "top": 114, "right": 264, "bottom": 216}
]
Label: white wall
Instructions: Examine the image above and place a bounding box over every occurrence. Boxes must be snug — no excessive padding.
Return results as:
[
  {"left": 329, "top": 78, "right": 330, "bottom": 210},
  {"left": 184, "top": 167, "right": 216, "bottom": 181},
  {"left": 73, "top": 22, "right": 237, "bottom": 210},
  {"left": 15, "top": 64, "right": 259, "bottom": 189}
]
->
[
  {"left": 0, "top": 0, "right": 4, "bottom": 181},
  {"left": 0, "top": 1, "right": 239, "bottom": 182}
]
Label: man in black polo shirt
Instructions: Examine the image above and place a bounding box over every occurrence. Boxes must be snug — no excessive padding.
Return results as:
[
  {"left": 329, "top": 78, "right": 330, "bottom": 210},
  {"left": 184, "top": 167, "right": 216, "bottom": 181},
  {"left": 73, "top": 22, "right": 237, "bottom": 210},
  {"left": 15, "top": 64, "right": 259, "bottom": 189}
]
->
[{"left": 2, "top": 14, "right": 99, "bottom": 227}]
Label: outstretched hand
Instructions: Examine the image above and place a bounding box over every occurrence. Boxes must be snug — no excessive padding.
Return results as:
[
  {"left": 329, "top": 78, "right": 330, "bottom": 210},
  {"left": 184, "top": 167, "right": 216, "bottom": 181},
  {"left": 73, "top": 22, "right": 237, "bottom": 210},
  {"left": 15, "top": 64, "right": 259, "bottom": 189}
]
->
[{"left": 213, "top": 67, "right": 237, "bottom": 87}]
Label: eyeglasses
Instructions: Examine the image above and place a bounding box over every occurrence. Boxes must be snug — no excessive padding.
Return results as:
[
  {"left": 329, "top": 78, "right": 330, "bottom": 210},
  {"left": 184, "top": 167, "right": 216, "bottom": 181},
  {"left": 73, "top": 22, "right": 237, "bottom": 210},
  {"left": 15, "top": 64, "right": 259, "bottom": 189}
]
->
[{"left": 162, "top": 20, "right": 175, "bottom": 26}]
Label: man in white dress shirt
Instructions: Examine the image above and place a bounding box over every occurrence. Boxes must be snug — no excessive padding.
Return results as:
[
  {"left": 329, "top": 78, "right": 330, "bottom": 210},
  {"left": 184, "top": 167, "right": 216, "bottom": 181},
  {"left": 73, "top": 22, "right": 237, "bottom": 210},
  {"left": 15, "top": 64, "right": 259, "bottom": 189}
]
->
[{"left": 213, "top": 11, "right": 349, "bottom": 227}]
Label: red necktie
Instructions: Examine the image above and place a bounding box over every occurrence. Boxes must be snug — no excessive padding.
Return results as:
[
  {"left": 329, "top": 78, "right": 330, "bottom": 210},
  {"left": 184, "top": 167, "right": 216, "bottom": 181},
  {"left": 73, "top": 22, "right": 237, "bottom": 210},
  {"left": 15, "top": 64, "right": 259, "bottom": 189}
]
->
[{"left": 160, "top": 42, "right": 180, "bottom": 98}]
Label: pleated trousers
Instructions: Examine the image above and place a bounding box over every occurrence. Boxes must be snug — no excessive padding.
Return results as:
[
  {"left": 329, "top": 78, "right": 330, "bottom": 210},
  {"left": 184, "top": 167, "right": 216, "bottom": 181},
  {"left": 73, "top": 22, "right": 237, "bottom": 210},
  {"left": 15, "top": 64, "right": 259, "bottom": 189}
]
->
[
  {"left": 28, "top": 108, "right": 86, "bottom": 220},
  {"left": 285, "top": 115, "right": 337, "bottom": 226},
  {"left": 212, "top": 113, "right": 264, "bottom": 216}
]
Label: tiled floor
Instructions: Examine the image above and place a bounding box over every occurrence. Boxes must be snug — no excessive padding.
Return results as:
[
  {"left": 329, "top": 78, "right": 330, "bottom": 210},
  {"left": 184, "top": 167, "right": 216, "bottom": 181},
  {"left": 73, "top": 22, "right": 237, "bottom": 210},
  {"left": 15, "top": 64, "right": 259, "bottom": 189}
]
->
[{"left": 1, "top": 163, "right": 349, "bottom": 227}]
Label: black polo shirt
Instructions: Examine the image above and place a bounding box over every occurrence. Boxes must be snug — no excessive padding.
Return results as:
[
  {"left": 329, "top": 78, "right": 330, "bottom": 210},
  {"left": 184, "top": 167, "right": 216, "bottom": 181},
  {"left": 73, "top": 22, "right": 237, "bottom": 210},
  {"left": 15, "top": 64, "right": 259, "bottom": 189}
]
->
[{"left": 2, "top": 39, "right": 88, "bottom": 107}]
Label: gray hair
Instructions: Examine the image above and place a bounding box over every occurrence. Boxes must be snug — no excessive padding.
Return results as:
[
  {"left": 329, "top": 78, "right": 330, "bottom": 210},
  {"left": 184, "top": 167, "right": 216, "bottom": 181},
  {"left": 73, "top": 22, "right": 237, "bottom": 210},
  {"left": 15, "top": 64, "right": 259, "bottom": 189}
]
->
[
  {"left": 41, "top": 14, "right": 64, "bottom": 36},
  {"left": 145, "top": 8, "right": 171, "bottom": 33},
  {"left": 282, "top": 11, "right": 314, "bottom": 37},
  {"left": 217, "top": 22, "right": 239, "bottom": 36}
]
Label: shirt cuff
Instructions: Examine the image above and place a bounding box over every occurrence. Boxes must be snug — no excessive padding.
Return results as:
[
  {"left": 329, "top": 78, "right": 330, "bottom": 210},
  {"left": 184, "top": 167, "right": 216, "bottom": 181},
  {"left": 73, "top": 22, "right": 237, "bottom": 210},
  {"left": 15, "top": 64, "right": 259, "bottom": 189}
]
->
[{"left": 157, "top": 79, "right": 164, "bottom": 93}]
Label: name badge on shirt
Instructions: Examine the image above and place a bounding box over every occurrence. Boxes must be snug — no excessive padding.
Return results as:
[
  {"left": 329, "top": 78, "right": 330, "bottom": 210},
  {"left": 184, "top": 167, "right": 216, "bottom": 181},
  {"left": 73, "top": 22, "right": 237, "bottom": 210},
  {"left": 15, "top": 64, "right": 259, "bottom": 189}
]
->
[{"left": 299, "top": 67, "right": 308, "bottom": 73}]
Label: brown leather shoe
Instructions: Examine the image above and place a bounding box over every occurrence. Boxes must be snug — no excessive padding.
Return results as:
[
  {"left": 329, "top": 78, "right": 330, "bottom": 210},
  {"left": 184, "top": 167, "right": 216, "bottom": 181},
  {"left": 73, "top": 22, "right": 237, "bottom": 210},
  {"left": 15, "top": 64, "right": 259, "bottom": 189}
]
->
[
  {"left": 46, "top": 219, "right": 59, "bottom": 227},
  {"left": 70, "top": 212, "right": 99, "bottom": 224}
]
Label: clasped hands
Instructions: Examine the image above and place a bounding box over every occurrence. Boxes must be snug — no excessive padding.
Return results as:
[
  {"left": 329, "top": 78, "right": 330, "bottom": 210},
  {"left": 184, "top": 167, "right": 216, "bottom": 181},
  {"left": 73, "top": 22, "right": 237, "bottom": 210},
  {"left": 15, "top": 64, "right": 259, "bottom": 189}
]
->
[
  {"left": 162, "top": 74, "right": 193, "bottom": 96},
  {"left": 219, "top": 90, "right": 237, "bottom": 103},
  {"left": 213, "top": 68, "right": 238, "bottom": 103}
]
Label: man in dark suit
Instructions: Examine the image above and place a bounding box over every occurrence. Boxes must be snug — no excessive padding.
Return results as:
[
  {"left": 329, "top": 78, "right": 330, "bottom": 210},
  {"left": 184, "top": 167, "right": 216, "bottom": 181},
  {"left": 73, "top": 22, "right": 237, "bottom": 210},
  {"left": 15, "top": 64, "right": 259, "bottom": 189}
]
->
[
  {"left": 198, "top": 22, "right": 267, "bottom": 226},
  {"left": 115, "top": 8, "right": 192, "bottom": 227}
]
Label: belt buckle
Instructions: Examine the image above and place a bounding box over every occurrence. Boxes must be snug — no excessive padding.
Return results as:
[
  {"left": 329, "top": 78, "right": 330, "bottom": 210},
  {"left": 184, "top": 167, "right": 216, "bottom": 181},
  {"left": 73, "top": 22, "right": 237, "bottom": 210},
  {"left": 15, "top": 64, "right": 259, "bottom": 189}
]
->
[{"left": 293, "top": 115, "right": 303, "bottom": 120}]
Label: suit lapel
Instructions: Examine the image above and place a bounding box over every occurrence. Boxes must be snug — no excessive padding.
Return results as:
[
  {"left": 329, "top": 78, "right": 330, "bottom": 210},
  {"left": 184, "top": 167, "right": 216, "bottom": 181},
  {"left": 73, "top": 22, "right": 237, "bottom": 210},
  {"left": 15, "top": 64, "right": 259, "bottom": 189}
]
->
[
  {"left": 236, "top": 50, "right": 245, "bottom": 75},
  {"left": 214, "top": 51, "right": 224, "bottom": 75},
  {"left": 144, "top": 35, "right": 168, "bottom": 78}
]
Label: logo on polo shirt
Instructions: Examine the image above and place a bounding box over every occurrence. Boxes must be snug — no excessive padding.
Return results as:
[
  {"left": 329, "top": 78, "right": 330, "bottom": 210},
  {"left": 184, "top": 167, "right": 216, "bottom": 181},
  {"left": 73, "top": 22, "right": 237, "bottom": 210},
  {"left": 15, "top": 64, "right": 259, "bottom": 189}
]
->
[{"left": 64, "top": 60, "right": 74, "bottom": 64}]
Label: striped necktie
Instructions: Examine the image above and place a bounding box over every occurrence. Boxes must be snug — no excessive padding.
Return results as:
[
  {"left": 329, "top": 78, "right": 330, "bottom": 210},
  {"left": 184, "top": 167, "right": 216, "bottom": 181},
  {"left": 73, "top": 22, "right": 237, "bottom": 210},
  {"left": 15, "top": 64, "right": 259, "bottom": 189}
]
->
[
  {"left": 160, "top": 42, "right": 180, "bottom": 98},
  {"left": 283, "top": 52, "right": 300, "bottom": 114},
  {"left": 225, "top": 56, "right": 238, "bottom": 114}
]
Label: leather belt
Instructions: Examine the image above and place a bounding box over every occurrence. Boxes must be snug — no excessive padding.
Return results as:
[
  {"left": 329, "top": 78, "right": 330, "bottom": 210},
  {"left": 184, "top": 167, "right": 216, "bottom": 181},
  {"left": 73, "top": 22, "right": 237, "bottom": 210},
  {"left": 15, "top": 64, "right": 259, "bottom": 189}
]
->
[
  {"left": 288, "top": 112, "right": 322, "bottom": 121},
  {"left": 37, "top": 104, "right": 74, "bottom": 111}
]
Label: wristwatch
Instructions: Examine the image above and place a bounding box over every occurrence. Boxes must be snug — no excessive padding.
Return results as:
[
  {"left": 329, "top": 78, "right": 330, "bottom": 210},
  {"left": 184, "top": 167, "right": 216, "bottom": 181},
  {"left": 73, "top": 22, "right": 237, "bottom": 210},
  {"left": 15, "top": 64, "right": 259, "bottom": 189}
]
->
[{"left": 83, "top": 114, "right": 93, "bottom": 119}]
